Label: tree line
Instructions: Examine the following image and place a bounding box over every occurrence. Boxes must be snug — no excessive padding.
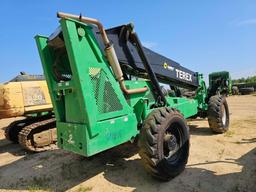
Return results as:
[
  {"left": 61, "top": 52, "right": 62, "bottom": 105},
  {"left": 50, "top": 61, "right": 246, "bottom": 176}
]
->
[{"left": 232, "top": 75, "right": 256, "bottom": 84}]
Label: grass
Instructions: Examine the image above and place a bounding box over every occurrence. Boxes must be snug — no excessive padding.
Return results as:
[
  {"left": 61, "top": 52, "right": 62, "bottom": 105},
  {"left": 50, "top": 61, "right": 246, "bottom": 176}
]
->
[
  {"left": 76, "top": 186, "right": 93, "bottom": 192},
  {"left": 28, "top": 185, "right": 53, "bottom": 192},
  {"left": 26, "top": 176, "right": 53, "bottom": 192},
  {"left": 224, "top": 130, "right": 235, "bottom": 137}
]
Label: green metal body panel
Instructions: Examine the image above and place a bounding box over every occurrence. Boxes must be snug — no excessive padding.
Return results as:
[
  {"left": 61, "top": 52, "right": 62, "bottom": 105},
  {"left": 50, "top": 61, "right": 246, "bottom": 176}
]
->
[
  {"left": 166, "top": 97, "right": 198, "bottom": 118},
  {"left": 195, "top": 74, "right": 208, "bottom": 111},
  {"left": 36, "top": 19, "right": 140, "bottom": 156},
  {"left": 124, "top": 80, "right": 201, "bottom": 119},
  {"left": 36, "top": 18, "right": 209, "bottom": 157}
]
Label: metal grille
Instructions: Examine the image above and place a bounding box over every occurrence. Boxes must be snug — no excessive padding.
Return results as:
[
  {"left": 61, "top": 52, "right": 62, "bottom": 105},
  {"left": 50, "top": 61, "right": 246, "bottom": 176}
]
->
[{"left": 89, "top": 67, "right": 123, "bottom": 114}]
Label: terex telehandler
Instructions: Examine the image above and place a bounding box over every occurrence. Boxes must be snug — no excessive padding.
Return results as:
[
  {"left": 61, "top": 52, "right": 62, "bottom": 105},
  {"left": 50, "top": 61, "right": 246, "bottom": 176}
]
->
[{"left": 35, "top": 12, "right": 230, "bottom": 180}]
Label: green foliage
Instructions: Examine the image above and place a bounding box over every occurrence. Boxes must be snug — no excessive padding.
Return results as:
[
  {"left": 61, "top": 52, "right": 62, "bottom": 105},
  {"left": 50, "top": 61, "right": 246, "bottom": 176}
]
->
[
  {"left": 76, "top": 186, "right": 93, "bottom": 192},
  {"left": 233, "top": 75, "right": 256, "bottom": 84}
]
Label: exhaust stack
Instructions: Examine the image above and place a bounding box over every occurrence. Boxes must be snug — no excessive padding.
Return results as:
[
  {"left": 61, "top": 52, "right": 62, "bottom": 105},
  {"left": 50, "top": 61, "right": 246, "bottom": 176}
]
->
[{"left": 57, "top": 12, "right": 147, "bottom": 94}]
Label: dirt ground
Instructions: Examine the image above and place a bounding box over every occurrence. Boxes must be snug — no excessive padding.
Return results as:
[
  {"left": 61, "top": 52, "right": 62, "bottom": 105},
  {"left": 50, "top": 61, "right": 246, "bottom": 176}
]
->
[{"left": 0, "top": 95, "right": 255, "bottom": 192}]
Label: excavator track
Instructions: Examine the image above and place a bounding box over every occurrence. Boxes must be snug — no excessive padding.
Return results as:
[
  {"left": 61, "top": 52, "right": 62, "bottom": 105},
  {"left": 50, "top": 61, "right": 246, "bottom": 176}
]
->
[
  {"left": 5, "top": 119, "right": 28, "bottom": 143},
  {"left": 5, "top": 117, "right": 48, "bottom": 143},
  {"left": 18, "top": 117, "right": 57, "bottom": 152}
]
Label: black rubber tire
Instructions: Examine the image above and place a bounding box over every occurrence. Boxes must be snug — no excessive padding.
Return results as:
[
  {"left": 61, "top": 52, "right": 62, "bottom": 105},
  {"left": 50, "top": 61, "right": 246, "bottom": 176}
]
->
[
  {"left": 232, "top": 86, "right": 239, "bottom": 95},
  {"left": 207, "top": 95, "right": 229, "bottom": 133},
  {"left": 138, "top": 107, "right": 190, "bottom": 181}
]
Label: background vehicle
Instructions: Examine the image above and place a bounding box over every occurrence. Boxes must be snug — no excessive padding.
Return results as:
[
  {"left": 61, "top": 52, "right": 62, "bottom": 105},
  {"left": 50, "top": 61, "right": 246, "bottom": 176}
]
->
[
  {"left": 0, "top": 73, "right": 56, "bottom": 152},
  {"left": 208, "top": 71, "right": 232, "bottom": 96}
]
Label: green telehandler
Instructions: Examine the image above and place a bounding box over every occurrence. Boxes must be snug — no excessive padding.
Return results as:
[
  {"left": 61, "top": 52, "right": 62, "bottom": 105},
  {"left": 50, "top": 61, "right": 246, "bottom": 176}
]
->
[
  {"left": 35, "top": 12, "right": 230, "bottom": 180},
  {"left": 208, "top": 71, "right": 232, "bottom": 96}
]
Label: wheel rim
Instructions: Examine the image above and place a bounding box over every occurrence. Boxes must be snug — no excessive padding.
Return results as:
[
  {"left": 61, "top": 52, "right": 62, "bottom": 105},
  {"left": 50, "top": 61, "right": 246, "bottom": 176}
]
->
[
  {"left": 163, "top": 122, "right": 183, "bottom": 160},
  {"left": 222, "top": 105, "right": 226, "bottom": 126},
  {"left": 164, "top": 133, "right": 178, "bottom": 158}
]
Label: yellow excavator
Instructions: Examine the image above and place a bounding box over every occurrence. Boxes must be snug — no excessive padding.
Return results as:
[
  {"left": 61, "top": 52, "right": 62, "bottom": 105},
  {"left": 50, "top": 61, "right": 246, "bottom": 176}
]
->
[{"left": 0, "top": 72, "right": 56, "bottom": 152}]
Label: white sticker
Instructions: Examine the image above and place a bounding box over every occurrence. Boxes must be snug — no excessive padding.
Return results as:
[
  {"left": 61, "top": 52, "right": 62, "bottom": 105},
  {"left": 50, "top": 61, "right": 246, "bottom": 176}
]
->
[{"left": 67, "top": 134, "right": 75, "bottom": 144}]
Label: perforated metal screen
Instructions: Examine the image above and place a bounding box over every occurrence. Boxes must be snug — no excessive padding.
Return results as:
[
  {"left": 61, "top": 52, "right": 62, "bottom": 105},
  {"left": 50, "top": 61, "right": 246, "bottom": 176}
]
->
[{"left": 89, "top": 67, "right": 123, "bottom": 114}]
